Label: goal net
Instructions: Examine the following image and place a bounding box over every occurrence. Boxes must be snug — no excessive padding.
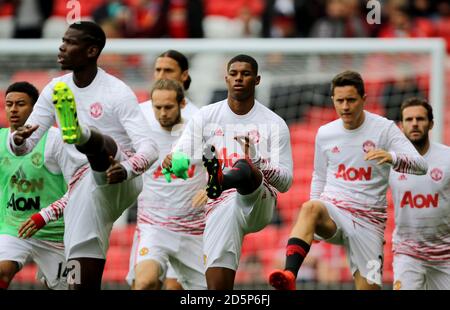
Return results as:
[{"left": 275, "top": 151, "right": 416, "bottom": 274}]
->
[{"left": 0, "top": 38, "right": 447, "bottom": 289}]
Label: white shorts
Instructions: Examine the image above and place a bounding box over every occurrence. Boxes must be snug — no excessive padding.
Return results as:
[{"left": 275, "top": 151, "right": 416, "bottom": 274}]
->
[
  {"left": 64, "top": 151, "right": 143, "bottom": 260},
  {"left": 166, "top": 263, "right": 177, "bottom": 279},
  {"left": 393, "top": 254, "right": 450, "bottom": 290},
  {"left": 203, "top": 180, "right": 276, "bottom": 271},
  {"left": 126, "top": 225, "right": 206, "bottom": 290},
  {"left": 0, "top": 234, "right": 68, "bottom": 290},
  {"left": 313, "top": 200, "right": 384, "bottom": 286}
]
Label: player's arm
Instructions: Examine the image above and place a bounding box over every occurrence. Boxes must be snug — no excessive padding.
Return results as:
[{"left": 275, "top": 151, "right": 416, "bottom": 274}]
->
[
  {"left": 173, "top": 112, "right": 204, "bottom": 160},
  {"left": 310, "top": 130, "right": 327, "bottom": 199},
  {"left": 385, "top": 122, "right": 428, "bottom": 175},
  {"left": 18, "top": 192, "right": 68, "bottom": 238},
  {"left": 237, "top": 122, "right": 293, "bottom": 193},
  {"left": 115, "top": 89, "right": 159, "bottom": 180},
  {"left": 9, "top": 83, "right": 56, "bottom": 155}
]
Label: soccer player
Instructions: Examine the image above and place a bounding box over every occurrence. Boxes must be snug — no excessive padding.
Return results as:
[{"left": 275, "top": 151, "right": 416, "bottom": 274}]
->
[
  {"left": 139, "top": 49, "right": 200, "bottom": 290},
  {"left": 9, "top": 21, "right": 158, "bottom": 289},
  {"left": 0, "top": 82, "right": 77, "bottom": 290},
  {"left": 389, "top": 97, "right": 449, "bottom": 290},
  {"left": 152, "top": 49, "right": 198, "bottom": 117},
  {"left": 269, "top": 70, "right": 428, "bottom": 290},
  {"left": 126, "top": 79, "right": 207, "bottom": 290},
  {"left": 165, "top": 54, "right": 293, "bottom": 289}
]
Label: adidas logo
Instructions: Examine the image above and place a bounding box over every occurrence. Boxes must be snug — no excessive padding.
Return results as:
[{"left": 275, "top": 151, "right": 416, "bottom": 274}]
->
[
  {"left": 398, "top": 174, "right": 407, "bottom": 181},
  {"left": 214, "top": 128, "right": 224, "bottom": 136}
]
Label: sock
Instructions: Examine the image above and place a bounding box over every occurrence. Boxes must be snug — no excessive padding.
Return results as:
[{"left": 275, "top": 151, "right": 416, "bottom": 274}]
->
[
  {"left": 285, "top": 237, "right": 310, "bottom": 278},
  {"left": 78, "top": 126, "right": 91, "bottom": 145},
  {"left": 0, "top": 279, "right": 9, "bottom": 289},
  {"left": 222, "top": 159, "right": 252, "bottom": 191}
]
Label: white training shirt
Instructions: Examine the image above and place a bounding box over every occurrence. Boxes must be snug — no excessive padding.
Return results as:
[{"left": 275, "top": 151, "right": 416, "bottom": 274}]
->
[
  {"left": 174, "top": 99, "right": 293, "bottom": 215},
  {"left": 137, "top": 101, "right": 206, "bottom": 235},
  {"left": 5, "top": 127, "right": 83, "bottom": 184},
  {"left": 389, "top": 142, "right": 450, "bottom": 263},
  {"left": 10, "top": 68, "right": 159, "bottom": 180},
  {"left": 312, "top": 111, "right": 427, "bottom": 234}
]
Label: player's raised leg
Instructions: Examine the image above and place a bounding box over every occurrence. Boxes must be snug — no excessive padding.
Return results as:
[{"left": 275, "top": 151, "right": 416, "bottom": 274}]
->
[{"left": 269, "top": 200, "right": 337, "bottom": 290}]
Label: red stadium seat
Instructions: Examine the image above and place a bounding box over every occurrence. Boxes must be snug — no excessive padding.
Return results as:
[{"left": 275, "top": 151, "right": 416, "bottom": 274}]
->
[
  {"left": 109, "top": 224, "right": 136, "bottom": 247},
  {"left": 103, "top": 246, "right": 131, "bottom": 282},
  {"left": 14, "top": 264, "right": 38, "bottom": 283},
  {"left": 10, "top": 70, "right": 54, "bottom": 92},
  {"left": 0, "top": 90, "right": 7, "bottom": 127}
]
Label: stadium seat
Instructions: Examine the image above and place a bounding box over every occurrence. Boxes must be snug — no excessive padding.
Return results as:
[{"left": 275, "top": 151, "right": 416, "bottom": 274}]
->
[
  {"left": 109, "top": 224, "right": 136, "bottom": 247},
  {"left": 14, "top": 264, "right": 38, "bottom": 283},
  {"left": 10, "top": 70, "right": 54, "bottom": 92},
  {"left": 103, "top": 246, "right": 130, "bottom": 282},
  {"left": 0, "top": 90, "right": 7, "bottom": 127}
]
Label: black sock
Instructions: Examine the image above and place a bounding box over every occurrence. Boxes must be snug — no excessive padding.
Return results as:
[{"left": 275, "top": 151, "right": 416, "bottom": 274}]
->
[
  {"left": 285, "top": 237, "right": 310, "bottom": 278},
  {"left": 222, "top": 159, "right": 252, "bottom": 191},
  {"left": 76, "top": 130, "right": 117, "bottom": 172}
]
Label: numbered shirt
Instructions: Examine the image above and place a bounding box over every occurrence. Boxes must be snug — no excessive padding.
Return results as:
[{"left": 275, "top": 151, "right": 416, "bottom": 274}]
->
[
  {"left": 137, "top": 102, "right": 206, "bottom": 235},
  {"left": 174, "top": 99, "right": 293, "bottom": 216},
  {"left": 311, "top": 111, "right": 427, "bottom": 234},
  {"left": 389, "top": 142, "right": 450, "bottom": 263}
]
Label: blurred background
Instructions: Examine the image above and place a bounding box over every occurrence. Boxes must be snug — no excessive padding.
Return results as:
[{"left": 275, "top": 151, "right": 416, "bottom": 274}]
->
[{"left": 0, "top": 0, "right": 449, "bottom": 289}]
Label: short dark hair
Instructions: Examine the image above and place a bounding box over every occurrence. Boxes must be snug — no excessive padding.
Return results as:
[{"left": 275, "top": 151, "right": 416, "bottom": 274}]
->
[
  {"left": 6, "top": 81, "right": 39, "bottom": 105},
  {"left": 151, "top": 79, "right": 185, "bottom": 104},
  {"left": 69, "top": 21, "right": 106, "bottom": 55},
  {"left": 159, "top": 50, "right": 191, "bottom": 90},
  {"left": 400, "top": 97, "right": 433, "bottom": 122},
  {"left": 331, "top": 70, "right": 365, "bottom": 97},
  {"left": 227, "top": 54, "right": 258, "bottom": 75}
]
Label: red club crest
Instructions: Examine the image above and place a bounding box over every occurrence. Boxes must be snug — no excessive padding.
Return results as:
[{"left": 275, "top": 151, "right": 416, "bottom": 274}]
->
[
  {"left": 430, "top": 168, "right": 443, "bottom": 182},
  {"left": 362, "top": 140, "right": 376, "bottom": 153},
  {"left": 90, "top": 102, "right": 103, "bottom": 119}
]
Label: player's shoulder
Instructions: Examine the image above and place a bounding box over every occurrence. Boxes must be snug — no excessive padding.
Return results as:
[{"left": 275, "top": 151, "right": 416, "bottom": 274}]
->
[
  {"left": 101, "top": 69, "right": 134, "bottom": 90},
  {"left": 185, "top": 98, "right": 200, "bottom": 112},
  {"left": 139, "top": 100, "right": 152, "bottom": 110},
  {"left": 431, "top": 142, "right": 450, "bottom": 156},
  {"left": 48, "top": 72, "right": 72, "bottom": 87},
  {"left": 365, "top": 110, "right": 395, "bottom": 128},
  {"left": 198, "top": 99, "right": 225, "bottom": 115},
  {"left": 255, "top": 101, "right": 288, "bottom": 125},
  {"left": 317, "top": 118, "right": 341, "bottom": 135}
]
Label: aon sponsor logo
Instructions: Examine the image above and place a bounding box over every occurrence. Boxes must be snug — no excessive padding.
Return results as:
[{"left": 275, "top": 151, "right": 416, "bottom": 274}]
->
[
  {"left": 7, "top": 193, "right": 40, "bottom": 211},
  {"left": 400, "top": 191, "right": 439, "bottom": 208},
  {"left": 10, "top": 176, "right": 44, "bottom": 193},
  {"left": 335, "top": 164, "right": 372, "bottom": 181}
]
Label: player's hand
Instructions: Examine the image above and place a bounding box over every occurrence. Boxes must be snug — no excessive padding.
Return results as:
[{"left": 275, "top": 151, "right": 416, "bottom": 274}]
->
[
  {"left": 364, "top": 149, "right": 393, "bottom": 165},
  {"left": 106, "top": 156, "right": 127, "bottom": 184},
  {"left": 234, "top": 134, "right": 259, "bottom": 162},
  {"left": 13, "top": 124, "right": 39, "bottom": 145},
  {"left": 18, "top": 218, "right": 39, "bottom": 239},
  {"left": 192, "top": 189, "right": 208, "bottom": 208},
  {"left": 162, "top": 153, "right": 173, "bottom": 170}
]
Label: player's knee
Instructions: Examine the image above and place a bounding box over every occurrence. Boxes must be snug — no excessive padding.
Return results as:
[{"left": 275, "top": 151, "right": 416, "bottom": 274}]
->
[
  {"left": 0, "top": 264, "right": 16, "bottom": 283},
  {"left": 133, "top": 276, "right": 161, "bottom": 290},
  {"left": 299, "top": 201, "right": 322, "bottom": 223}
]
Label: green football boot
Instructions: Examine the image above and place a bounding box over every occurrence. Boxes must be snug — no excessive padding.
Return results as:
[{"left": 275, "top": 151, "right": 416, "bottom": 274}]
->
[{"left": 52, "top": 81, "right": 81, "bottom": 144}]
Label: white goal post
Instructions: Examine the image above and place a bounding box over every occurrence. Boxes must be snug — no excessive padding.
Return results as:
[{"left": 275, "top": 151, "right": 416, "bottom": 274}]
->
[{"left": 0, "top": 38, "right": 446, "bottom": 142}]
